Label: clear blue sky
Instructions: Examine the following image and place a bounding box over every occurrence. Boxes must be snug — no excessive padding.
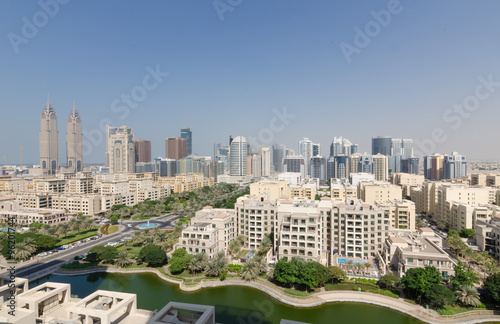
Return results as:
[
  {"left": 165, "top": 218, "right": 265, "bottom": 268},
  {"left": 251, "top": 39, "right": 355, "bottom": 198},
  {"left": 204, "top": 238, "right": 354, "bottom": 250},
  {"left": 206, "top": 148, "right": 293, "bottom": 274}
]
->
[{"left": 1, "top": 0, "right": 499, "bottom": 164}]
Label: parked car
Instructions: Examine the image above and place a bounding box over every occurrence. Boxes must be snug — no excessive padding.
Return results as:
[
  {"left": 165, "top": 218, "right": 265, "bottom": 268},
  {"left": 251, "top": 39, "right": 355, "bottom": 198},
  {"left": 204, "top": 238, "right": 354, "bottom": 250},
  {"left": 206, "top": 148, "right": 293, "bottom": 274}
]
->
[
  {"left": 127, "top": 224, "right": 132, "bottom": 228},
  {"left": 37, "top": 252, "right": 47, "bottom": 257}
]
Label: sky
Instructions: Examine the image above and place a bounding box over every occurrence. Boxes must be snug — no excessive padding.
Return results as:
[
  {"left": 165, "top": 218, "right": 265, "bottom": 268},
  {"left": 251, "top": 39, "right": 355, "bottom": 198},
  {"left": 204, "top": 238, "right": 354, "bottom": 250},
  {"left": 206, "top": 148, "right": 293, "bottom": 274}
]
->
[{"left": 0, "top": 0, "right": 499, "bottom": 165}]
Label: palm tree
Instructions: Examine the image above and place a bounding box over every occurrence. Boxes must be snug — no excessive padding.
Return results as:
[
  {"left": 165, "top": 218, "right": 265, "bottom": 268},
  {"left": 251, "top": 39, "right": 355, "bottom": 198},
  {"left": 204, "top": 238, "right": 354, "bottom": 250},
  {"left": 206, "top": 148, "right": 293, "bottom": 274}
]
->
[
  {"left": 114, "top": 251, "right": 132, "bottom": 268},
  {"left": 188, "top": 253, "right": 208, "bottom": 276},
  {"left": 13, "top": 242, "right": 33, "bottom": 261},
  {"left": 240, "top": 259, "right": 260, "bottom": 281},
  {"left": 253, "top": 255, "right": 267, "bottom": 274},
  {"left": 228, "top": 240, "right": 242, "bottom": 257},
  {"left": 205, "top": 252, "right": 227, "bottom": 277},
  {"left": 455, "top": 284, "right": 481, "bottom": 307},
  {"left": 57, "top": 223, "right": 70, "bottom": 238},
  {"left": 72, "top": 219, "right": 83, "bottom": 234},
  {"left": 83, "top": 218, "right": 94, "bottom": 230},
  {"left": 363, "top": 262, "right": 371, "bottom": 272},
  {"left": 346, "top": 260, "right": 355, "bottom": 271}
]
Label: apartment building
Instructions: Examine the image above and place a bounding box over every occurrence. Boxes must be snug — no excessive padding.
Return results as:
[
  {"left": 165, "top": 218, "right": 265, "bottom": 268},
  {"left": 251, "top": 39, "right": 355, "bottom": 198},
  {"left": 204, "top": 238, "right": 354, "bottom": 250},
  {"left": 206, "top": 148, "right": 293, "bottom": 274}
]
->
[
  {"left": 175, "top": 207, "right": 235, "bottom": 257},
  {"left": 375, "top": 200, "right": 416, "bottom": 230},
  {"left": 390, "top": 173, "right": 425, "bottom": 197},
  {"left": 236, "top": 195, "right": 277, "bottom": 251},
  {"left": 381, "top": 228, "right": 455, "bottom": 278},
  {"left": 289, "top": 184, "right": 316, "bottom": 200},
  {"left": 0, "top": 207, "right": 67, "bottom": 225},
  {"left": 357, "top": 181, "right": 402, "bottom": 203},
  {"left": 51, "top": 194, "right": 102, "bottom": 216},
  {"left": 330, "top": 180, "right": 357, "bottom": 199},
  {"left": 249, "top": 180, "right": 290, "bottom": 201},
  {"left": 476, "top": 217, "right": 500, "bottom": 261},
  {"left": 274, "top": 199, "right": 324, "bottom": 264}
]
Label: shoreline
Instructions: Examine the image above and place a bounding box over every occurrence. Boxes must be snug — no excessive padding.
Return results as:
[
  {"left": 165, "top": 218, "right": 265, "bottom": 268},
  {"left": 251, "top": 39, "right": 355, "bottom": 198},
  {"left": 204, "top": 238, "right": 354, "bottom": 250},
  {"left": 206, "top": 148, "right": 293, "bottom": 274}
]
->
[{"left": 52, "top": 267, "right": 500, "bottom": 324}]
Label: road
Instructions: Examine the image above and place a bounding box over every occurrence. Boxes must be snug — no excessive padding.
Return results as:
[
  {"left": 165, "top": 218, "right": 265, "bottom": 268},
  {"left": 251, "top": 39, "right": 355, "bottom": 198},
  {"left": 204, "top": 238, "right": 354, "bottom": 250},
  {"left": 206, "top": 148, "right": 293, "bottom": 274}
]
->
[{"left": 0, "top": 213, "right": 182, "bottom": 279}]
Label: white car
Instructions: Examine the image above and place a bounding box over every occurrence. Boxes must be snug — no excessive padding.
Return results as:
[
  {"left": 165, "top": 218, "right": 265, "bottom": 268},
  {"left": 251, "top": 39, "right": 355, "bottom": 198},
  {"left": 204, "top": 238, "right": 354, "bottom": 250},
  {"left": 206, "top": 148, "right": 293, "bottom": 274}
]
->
[
  {"left": 37, "top": 252, "right": 47, "bottom": 257},
  {"left": 127, "top": 224, "right": 132, "bottom": 228}
]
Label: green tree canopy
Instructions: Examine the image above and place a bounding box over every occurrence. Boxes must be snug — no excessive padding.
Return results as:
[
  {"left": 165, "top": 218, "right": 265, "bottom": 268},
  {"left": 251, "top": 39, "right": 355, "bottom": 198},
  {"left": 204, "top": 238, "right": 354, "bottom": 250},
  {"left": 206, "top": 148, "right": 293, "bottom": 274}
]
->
[
  {"left": 401, "top": 266, "right": 442, "bottom": 301},
  {"left": 450, "top": 262, "right": 479, "bottom": 288},
  {"left": 459, "top": 228, "right": 475, "bottom": 239},
  {"left": 145, "top": 249, "right": 168, "bottom": 267},
  {"left": 424, "top": 284, "right": 456, "bottom": 308},
  {"left": 484, "top": 273, "right": 500, "bottom": 304}
]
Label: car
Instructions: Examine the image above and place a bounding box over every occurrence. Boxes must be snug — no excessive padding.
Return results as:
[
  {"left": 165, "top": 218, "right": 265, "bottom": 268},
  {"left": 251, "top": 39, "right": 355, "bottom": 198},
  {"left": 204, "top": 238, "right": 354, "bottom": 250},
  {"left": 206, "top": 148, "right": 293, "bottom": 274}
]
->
[
  {"left": 74, "top": 255, "right": 83, "bottom": 260},
  {"left": 127, "top": 224, "right": 132, "bottom": 228},
  {"left": 57, "top": 247, "right": 65, "bottom": 251},
  {"left": 37, "top": 252, "right": 47, "bottom": 257}
]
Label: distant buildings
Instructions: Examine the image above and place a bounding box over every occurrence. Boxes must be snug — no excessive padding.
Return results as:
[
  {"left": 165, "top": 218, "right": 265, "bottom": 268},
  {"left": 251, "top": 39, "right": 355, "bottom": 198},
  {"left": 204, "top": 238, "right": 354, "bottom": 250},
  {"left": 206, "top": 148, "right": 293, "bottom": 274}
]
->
[
  {"left": 180, "top": 127, "right": 192, "bottom": 155},
  {"left": 372, "top": 136, "right": 392, "bottom": 156},
  {"left": 135, "top": 139, "right": 151, "bottom": 163},
  {"left": 105, "top": 126, "right": 135, "bottom": 173},
  {"left": 66, "top": 103, "right": 83, "bottom": 172},
  {"left": 229, "top": 136, "right": 248, "bottom": 176},
  {"left": 40, "top": 97, "right": 59, "bottom": 175},
  {"left": 165, "top": 137, "right": 187, "bottom": 160},
  {"left": 424, "top": 152, "right": 467, "bottom": 180}
]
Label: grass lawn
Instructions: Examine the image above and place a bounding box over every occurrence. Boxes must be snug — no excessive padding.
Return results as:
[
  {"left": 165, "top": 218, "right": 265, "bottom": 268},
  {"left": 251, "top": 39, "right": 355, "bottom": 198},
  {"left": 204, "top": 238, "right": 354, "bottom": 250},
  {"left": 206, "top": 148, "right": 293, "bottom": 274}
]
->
[
  {"left": 236, "top": 249, "right": 250, "bottom": 258},
  {"left": 283, "top": 288, "right": 314, "bottom": 297},
  {"left": 117, "top": 245, "right": 142, "bottom": 258},
  {"left": 435, "top": 305, "right": 485, "bottom": 315},
  {"left": 132, "top": 215, "right": 153, "bottom": 220},
  {"left": 175, "top": 270, "right": 204, "bottom": 278},
  {"left": 58, "top": 227, "right": 99, "bottom": 245},
  {"left": 107, "top": 225, "right": 119, "bottom": 234}
]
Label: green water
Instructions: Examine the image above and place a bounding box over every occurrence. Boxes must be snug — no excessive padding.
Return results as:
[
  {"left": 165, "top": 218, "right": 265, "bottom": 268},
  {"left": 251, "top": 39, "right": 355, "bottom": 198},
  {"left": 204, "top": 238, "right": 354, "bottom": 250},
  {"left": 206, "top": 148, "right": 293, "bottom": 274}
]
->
[{"left": 31, "top": 272, "right": 425, "bottom": 324}]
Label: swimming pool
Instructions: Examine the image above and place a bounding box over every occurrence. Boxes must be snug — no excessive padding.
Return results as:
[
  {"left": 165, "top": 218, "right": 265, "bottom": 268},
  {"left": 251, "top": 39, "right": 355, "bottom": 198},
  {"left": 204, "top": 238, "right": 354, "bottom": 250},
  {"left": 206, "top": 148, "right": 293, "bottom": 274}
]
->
[{"left": 337, "top": 258, "right": 368, "bottom": 265}]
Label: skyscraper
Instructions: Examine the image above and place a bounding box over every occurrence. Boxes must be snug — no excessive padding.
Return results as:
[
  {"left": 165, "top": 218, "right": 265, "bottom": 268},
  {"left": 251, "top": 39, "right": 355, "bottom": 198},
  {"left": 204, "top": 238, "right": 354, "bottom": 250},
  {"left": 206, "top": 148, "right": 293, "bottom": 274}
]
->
[
  {"left": 66, "top": 102, "right": 83, "bottom": 172},
  {"left": 135, "top": 139, "right": 151, "bottom": 163},
  {"left": 165, "top": 137, "right": 187, "bottom": 160},
  {"left": 229, "top": 136, "right": 247, "bottom": 176},
  {"left": 299, "top": 137, "right": 319, "bottom": 176},
  {"left": 373, "top": 153, "right": 389, "bottom": 181},
  {"left": 260, "top": 146, "right": 271, "bottom": 177},
  {"left": 40, "top": 96, "right": 59, "bottom": 175},
  {"left": 359, "top": 153, "right": 373, "bottom": 174},
  {"left": 424, "top": 154, "right": 444, "bottom": 180},
  {"left": 444, "top": 152, "right": 467, "bottom": 179},
  {"left": 105, "top": 126, "right": 135, "bottom": 173},
  {"left": 180, "top": 127, "right": 192, "bottom": 156},
  {"left": 310, "top": 156, "right": 326, "bottom": 181},
  {"left": 372, "top": 136, "right": 392, "bottom": 156},
  {"left": 334, "top": 155, "right": 349, "bottom": 179}
]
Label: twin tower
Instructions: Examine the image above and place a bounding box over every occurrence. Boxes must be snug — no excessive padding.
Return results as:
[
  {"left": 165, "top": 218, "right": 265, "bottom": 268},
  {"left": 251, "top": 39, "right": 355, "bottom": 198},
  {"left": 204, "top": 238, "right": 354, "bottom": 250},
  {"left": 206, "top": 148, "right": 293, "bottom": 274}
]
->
[{"left": 40, "top": 96, "right": 83, "bottom": 175}]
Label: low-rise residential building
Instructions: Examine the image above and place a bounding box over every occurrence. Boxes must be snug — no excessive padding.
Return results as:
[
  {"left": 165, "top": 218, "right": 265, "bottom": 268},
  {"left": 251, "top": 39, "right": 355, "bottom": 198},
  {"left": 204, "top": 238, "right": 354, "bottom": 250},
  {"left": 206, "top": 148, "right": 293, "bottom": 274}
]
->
[
  {"left": 476, "top": 217, "right": 500, "bottom": 261},
  {"left": 289, "top": 184, "right": 316, "bottom": 200},
  {"left": 330, "top": 180, "right": 357, "bottom": 199},
  {"left": 390, "top": 173, "right": 425, "bottom": 197},
  {"left": 380, "top": 228, "right": 455, "bottom": 278},
  {"left": 0, "top": 207, "right": 68, "bottom": 225},
  {"left": 250, "top": 180, "right": 290, "bottom": 201},
  {"left": 357, "top": 181, "right": 402, "bottom": 203},
  {"left": 51, "top": 194, "right": 102, "bottom": 216},
  {"left": 274, "top": 199, "right": 324, "bottom": 264},
  {"left": 375, "top": 200, "right": 416, "bottom": 230},
  {"left": 236, "top": 195, "right": 277, "bottom": 251},
  {"left": 175, "top": 207, "right": 236, "bottom": 257}
]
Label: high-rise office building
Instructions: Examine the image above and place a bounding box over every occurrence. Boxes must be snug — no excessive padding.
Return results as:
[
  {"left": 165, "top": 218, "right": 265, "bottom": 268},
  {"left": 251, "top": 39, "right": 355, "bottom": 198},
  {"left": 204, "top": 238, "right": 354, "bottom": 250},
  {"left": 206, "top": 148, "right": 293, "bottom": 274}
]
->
[
  {"left": 154, "top": 157, "right": 177, "bottom": 177},
  {"left": 229, "top": 136, "right": 248, "bottom": 176},
  {"left": 40, "top": 96, "right": 59, "bottom": 175},
  {"left": 349, "top": 153, "right": 362, "bottom": 175},
  {"left": 260, "top": 146, "right": 271, "bottom": 177},
  {"left": 391, "top": 138, "right": 413, "bottom": 159},
  {"left": 359, "top": 153, "right": 373, "bottom": 174},
  {"left": 372, "top": 136, "right": 392, "bottom": 156},
  {"left": 252, "top": 153, "right": 262, "bottom": 178},
  {"left": 105, "top": 126, "right": 135, "bottom": 173},
  {"left": 334, "top": 155, "right": 349, "bottom": 179},
  {"left": 165, "top": 137, "right": 187, "bottom": 160},
  {"left": 424, "top": 154, "right": 444, "bottom": 180},
  {"left": 444, "top": 152, "right": 467, "bottom": 179},
  {"left": 330, "top": 137, "right": 357, "bottom": 157},
  {"left": 283, "top": 155, "right": 305, "bottom": 176},
  {"left": 66, "top": 103, "right": 83, "bottom": 172},
  {"left": 181, "top": 127, "right": 192, "bottom": 156},
  {"left": 310, "top": 156, "right": 326, "bottom": 181},
  {"left": 135, "top": 139, "right": 151, "bottom": 163},
  {"left": 373, "top": 153, "right": 389, "bottom": 181},
  {"left": 272, "top": 143, "right": 286, "bottom": 173},
  {"left": 326, "top": 156, "right": 336, "bottom": 181},
  {"left": 401, "top": 157, "right": 419, "bottom": 175},
  {"left": 299, "top": 137, "right": 319, "bottom": 176}
]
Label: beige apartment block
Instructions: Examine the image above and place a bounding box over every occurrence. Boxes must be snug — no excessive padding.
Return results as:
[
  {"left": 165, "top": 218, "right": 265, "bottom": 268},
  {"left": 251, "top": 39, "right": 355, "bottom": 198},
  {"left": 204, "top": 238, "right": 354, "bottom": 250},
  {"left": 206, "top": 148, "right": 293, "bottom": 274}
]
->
[
  {"left": 471, "top": 173, "right": 500, "bottom": 187},
  {"left": 101, "top": 193, "right": 137, "bottom": 211},
  {"left": 0, "top": 207, "right": 67, "bottom": 225},
  {"left": 51, "top": 194, "right": 102, "bottom": 216},
  {"left": 380, "top": 228, "right": 455, "bottom": 278},
  {"left": 236, "top": 195, "right": 277, "bottom": 251},
  {"left": 390, "top": 173, "right": 425, "bottom": 197},
  {"left": 274, "top": 199, "right": 324, "bottom": 264},
  {"left": 66, "top": 176, "right": 94, "bottom": 194},
  {"left": 175, "top": 206, "right": 235, "bottom": 257},
  {"left": 476, "top": 217, "right": 500, "bottom": 261},
  {"left": 447, "top": 202, "right": 500, "bottom": 232},
  {"left": 34, "top": 177, "right": 66, "bottom": 193},
  {"left": 376, "top": 200, "right": 416, "bottom": 230},
  {"left": 5, "top": 192, "right": 51, "bottom": 209},
  {"left": 0, "top": 196, "right": 23, "bottom": 210},
  {"left": 357, "top": 181, "right": 402, "bottom": 203},
  {"left": 330, "top": 199, "right": 389, "bottom": 261},
  {"left": 100, "top": 180, "right": 130, "bottom": 195},
  {"left": 159, "top": 173, "right": 214, "bottom": 193},
  {"left": 330, "top": 180, "right": 357, "bottom": 199},
  {"left": 289, "top": 184, "right": 316, "bottom": 200},
  {"left": 0, "top": 177, "right": 31, "bottom": 192},
  {"left": 250, "top": 180, "right": 290, "bottom": 201}
]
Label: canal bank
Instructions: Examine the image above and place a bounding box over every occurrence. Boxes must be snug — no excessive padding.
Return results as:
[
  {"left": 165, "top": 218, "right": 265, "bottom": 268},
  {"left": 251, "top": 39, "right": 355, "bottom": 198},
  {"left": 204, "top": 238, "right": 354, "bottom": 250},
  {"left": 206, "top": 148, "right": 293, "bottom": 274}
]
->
[{"left": 50, "top": 267, "right": 500, "bottom": 324}]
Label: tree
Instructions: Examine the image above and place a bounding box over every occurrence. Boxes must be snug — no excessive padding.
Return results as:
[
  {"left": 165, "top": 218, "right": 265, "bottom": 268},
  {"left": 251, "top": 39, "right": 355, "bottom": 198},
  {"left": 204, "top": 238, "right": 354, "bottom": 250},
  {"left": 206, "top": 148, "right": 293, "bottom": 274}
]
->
[
  {"left": 145, "top": 249, "right": 168, "bottom": 267},
  {"left": 401, "top": 266, "right": 442, "bottom": 302},
  {"left": 327, "top": 266, "right": 345, "bottom": 283},
  {"left": 188, "top": 253, "right": 208, "bottom": 275},
  {"left": 204, "top": 252, "right": 227, "bottom": 277},
  {"left": 455, "top": 284, "right": 481, "bottom": 307},
  {"left": 424, "top": 284, "right": 456, "bottom": 308},
  {"left": 257, "top": 235, "right": 272, "bottom": 256},
  {"left": 56, "top": 223, "right": 70, "bottom": 238},
  {"left": 29, "top": 222, "right": 44, "bottom": 230},
  {"left": 437, "top": 218, "right": 449, "bottom": 231},
  {"left": 484, "top": 273, "right": 500, "bottom": 304},
  {"left": 13, "top": 241, "right": 33, "bottom": 260},
  {"left": 115, "top": 251, "right": 132, "bottom": 268},
  {"left": 241, "top": 259, "right": 260, "bottom": 281},
  {"left": 379, "top": 274, "right": 400, "bottom": 289},
  {"left": 450, "top": 262, "right": 479, "bottom": 288},
  {"left": 228, "top": 240, "right": 242, "bottom": 257},
  {"left": 459, "top": 228, "right": 475, "bottom": 239},
  {"left": 273, "top": 258, "right": 298, "bottom": 287},
  {"left": 447, "top": 230, "right": 460, "bottom": 237},
  {"left": 110, "top": 216, "right": 119, "bottom": 224},
  {"left": 138, "top": 244, "right": 161, "bottom": 262}
]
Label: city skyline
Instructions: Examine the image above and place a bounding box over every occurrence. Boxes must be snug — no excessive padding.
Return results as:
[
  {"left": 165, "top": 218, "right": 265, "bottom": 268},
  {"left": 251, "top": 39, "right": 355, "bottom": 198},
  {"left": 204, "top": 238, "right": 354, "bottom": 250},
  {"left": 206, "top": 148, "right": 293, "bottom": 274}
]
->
[{"left": 2, "top": 1, "right": 500, "bottom": 164}]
